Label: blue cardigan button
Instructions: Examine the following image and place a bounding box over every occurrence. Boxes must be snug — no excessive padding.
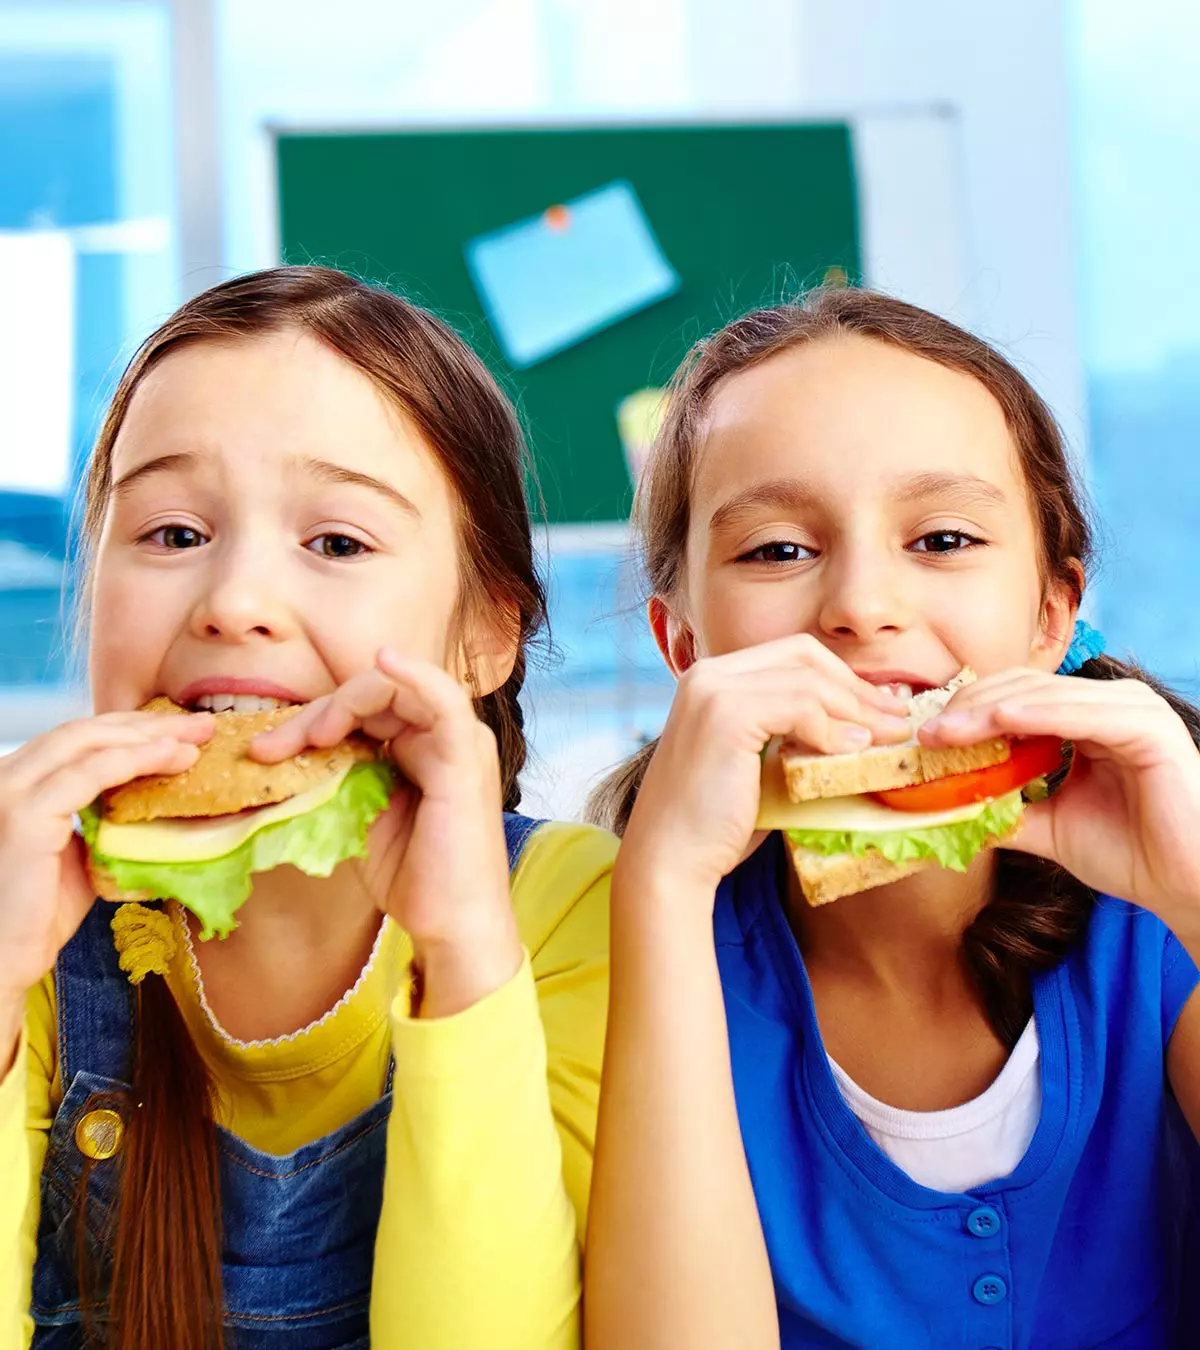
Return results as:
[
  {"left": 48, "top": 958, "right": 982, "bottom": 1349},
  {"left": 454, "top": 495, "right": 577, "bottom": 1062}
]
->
[
  {"left": 973, "top": 1274, "right": 1009, "bottom": 1306},
  {"left": 966, "top": 1205, "right": 1002, "bottom": 1237}
]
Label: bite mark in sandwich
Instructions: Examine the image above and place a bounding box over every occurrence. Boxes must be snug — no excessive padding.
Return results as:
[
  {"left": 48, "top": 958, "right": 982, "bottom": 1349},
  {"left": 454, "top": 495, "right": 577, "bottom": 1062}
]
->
[
  {"left": 80, "top": 698, "right": 395, "bottom": 938},
  {"left": 757, "top": 669, "right": 1065, "bottom": 906}
]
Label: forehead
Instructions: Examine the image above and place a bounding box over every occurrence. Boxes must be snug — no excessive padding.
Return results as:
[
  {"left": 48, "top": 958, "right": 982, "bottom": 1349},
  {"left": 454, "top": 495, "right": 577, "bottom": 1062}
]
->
[
  {"left": 111, "top": 328, "right": 447, "bottom": 500},
  {"left": 695, "top": 333, "right": 1026, "bottom": 509}
]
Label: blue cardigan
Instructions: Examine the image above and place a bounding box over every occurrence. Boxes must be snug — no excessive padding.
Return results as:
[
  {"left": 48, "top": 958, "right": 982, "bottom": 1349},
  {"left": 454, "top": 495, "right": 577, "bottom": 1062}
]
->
[{"left": 714, "top": 837, "right": 1200, "bottom": 1349}]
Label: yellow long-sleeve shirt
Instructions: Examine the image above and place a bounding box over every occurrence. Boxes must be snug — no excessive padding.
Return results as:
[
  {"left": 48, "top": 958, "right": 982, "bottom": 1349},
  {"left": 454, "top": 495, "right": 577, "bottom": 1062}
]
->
[{"left": 0, "top": 819, "right": 614, "bottom": 1350}]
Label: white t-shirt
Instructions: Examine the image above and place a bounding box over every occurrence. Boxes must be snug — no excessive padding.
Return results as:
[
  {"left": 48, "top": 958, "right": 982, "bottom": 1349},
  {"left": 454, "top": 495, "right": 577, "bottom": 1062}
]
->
[{"left": 828, "top": 1017, "right": 1041, "bottom": 1193}]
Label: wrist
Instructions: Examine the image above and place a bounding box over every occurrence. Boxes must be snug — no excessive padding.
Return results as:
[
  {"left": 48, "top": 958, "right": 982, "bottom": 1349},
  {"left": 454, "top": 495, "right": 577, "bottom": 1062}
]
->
[
  {"left": 612, "top": 843, "right": 723, "bottom": 933},
  {"left": 410, "top": 909, "right": 523, "bottom": 1019}
]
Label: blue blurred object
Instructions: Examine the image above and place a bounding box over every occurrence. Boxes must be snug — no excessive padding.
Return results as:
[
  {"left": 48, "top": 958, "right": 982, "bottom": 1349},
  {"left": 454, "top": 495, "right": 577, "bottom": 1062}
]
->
[
  {"left": 465, "top": 180, "right": 680, "bottom": 368},
  {"left": 0, "top": 5, "right": 174, "bottom": 692}
]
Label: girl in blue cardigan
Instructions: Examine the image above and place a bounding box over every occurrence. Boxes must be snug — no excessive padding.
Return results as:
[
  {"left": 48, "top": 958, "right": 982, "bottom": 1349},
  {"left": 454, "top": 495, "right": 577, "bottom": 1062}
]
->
[{"left": 585, "top": 290, "right": 1200, "bottom": 1349}]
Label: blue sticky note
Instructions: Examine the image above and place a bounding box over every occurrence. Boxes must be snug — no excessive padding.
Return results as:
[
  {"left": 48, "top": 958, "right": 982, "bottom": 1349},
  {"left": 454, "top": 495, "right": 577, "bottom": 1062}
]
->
[{"left": 465, "top": 180, "right": 680, "bottom": 368}]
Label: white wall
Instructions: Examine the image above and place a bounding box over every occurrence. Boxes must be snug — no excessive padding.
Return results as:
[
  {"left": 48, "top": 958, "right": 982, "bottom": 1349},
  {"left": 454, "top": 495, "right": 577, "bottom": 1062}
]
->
[
  {"left": 791, "top": 0, "right": 1088, "bottom": 458},
  {"left": 217, "top": 0, "right": 1085, "bottom": 451}
]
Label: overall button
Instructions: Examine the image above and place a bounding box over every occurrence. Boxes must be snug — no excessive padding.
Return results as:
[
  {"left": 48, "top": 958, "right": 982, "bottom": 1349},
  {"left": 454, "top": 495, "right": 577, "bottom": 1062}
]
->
[
  {"left": 966, "top": 1205, "right": 1002, "bottom": 1237},
  {"left": 75, "top": 1108, "right": 124, "bottom": 1160},
  {"left": 972, "top": 1273, "right": 1008, "bottom": 1306}
]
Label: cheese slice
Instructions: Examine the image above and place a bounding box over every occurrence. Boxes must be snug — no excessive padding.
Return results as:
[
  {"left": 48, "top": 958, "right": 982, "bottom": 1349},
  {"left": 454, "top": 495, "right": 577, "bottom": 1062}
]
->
[
  {"left": 757, "top": 742, "right": 990, "bottom": 834},
  {"left": 95, "top": 769, "right": 348, "bottom": 863}
]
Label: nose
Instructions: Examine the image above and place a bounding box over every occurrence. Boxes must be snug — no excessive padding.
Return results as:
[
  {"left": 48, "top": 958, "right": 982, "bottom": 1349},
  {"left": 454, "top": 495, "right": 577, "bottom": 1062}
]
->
[
  {"left": 188, "top": 542, "right": 296, "bottom": 645},
  {"left": 816, "top": 547, "right": 911, "bottom": 641}
]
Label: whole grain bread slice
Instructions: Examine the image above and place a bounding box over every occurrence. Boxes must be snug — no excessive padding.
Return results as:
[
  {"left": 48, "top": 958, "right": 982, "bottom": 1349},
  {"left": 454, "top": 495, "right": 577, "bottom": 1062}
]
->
[
  {"left": 786, "top": 838, "right": 933, "bottom": 905},
  {"left": 779, "top": 667, "right": 1009, "bottom": 803}
]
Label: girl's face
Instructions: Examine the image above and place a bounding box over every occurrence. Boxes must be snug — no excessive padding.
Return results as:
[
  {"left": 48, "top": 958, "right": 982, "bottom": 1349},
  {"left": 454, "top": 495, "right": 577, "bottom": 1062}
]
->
[
  {"left": 663, "top": 334, "right": 1076, "bottom": 688},
  {"left": 90, "top": 329, "right": 489, "bottom": 713}
]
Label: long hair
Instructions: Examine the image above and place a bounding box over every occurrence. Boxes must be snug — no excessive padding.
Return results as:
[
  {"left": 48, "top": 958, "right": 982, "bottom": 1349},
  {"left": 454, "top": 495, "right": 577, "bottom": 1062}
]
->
[
  {"left": 586, "top": 288, "right": 1200, "bottom": 1046},
  {"left": 76, "top": 265, "right": 547, "bottom": 1347}
]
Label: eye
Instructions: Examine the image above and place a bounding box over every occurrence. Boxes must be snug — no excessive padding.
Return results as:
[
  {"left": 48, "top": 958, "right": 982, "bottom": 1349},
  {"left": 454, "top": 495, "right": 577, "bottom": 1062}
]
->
[
  {"left": 306, "top": 532, "right": 372, "bottom": 559},
  {"left": 142, "top": 524, "right": 208, "bottom": 550},
  {"left": 909, "top": 530, "right": 984, "bottom": 555},
  {"left": 739, "top": 541, "right": 817, "bottom": 564}
]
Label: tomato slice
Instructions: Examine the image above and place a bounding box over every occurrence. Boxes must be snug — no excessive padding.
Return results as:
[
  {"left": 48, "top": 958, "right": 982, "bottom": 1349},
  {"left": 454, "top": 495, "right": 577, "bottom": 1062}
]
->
[{"left": 870, "top": 736, "right": 1065, "bottom": 813}]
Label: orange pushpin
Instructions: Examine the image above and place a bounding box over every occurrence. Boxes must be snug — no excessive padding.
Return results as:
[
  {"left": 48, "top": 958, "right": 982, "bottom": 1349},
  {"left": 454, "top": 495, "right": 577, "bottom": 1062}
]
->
[{"left": 543, "top": 204, "right": 571, "bottom": 232}]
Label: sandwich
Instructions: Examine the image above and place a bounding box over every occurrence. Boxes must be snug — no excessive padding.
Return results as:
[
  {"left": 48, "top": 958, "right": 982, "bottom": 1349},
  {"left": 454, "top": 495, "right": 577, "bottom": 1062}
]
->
[
  {"left": 757, "top": 670, "right": 1064, "bottom": 905},
  {"left": 80, "top": 698, "right": 395, "bottom": 938}
]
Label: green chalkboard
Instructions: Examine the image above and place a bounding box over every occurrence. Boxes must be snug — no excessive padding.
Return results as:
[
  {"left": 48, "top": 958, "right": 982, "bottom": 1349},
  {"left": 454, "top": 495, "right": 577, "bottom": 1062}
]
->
[{"left": 276, "top": 123, "right": 859, "bottom": 523}]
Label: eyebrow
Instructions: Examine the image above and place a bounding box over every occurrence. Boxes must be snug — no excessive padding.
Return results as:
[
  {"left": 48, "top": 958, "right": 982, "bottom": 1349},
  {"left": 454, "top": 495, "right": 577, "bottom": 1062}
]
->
[
  {"left": 111, "top": 451, "right": 200, "bottom": 499},
  {"left": 111, "top": 450, "right": 420, "bottom": 519},
  {"left": 892, "top": 471, "right": 1007, "bottom": 510},
  {"left": 708, "top": 478, "right": 823, "bottom": 533},
  {"left": 288, "top": 455, "right": 420, "bottom": 518}
]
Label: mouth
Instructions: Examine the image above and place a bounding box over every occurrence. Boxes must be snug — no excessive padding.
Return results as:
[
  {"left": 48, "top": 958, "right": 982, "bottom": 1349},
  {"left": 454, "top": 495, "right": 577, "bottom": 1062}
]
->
[
  {"left": 175, "top": 678, "right": 308, "bottom": 713},
  {"left": 852, "top": 671, "right": 938, "bottom": 701}
]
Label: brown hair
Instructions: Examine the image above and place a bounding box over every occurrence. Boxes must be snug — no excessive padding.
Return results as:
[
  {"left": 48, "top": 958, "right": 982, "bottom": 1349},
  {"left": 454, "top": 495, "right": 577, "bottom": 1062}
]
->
[
  {"left": 586, "top": 288, "right": 1200, "bottom": 1046},
  {"left": 76, "top": 266, "right": 547, "bottom": 1347}
]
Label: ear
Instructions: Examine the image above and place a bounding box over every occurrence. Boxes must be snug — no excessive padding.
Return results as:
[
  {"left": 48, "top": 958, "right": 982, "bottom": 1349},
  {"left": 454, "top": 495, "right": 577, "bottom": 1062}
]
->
[
  {"left": 1031, "top": 560, "right": 1083, "bottom": 672},
  {"left": 649, "top": 595, "right": 698, "bottom": 677},
  {"left": 460, "top": 602, "right": 521, "bottom": 698}
]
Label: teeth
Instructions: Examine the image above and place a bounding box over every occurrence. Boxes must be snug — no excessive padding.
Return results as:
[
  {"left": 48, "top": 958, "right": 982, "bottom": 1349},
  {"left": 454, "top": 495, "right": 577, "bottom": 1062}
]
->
[
  {"left": 192, "top": 694, "right": 292, "bottom": 714},
  {"left": 887, "top": 682, "right": 914, "bottom": 701}
]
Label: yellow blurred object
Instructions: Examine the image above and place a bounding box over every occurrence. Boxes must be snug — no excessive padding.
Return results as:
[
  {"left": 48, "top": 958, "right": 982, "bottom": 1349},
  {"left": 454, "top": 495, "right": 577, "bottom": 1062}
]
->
[
  {"left": 75, "top": 1108, "right": 124, "bottom": 1161},
  {"left": 616, "top": 387, "right": 668, "bottom": 485},
  {"left": 111, "top": 901, "right": 177, "bottom": 984}
]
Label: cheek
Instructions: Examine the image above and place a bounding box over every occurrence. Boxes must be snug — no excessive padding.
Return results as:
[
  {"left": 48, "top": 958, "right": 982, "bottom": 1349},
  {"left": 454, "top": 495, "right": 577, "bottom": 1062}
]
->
[
  {"left": 87, "top": 565, "right": 172, "bottom": 711},
  {"left": 321, "top": 550, "right": 462, "bottom": 671},
  {"left": 932, "top": 575, "right": 1045, "bottom": 673},
  {"left": 690, "top": 568, "right": 804, "bottom": 657}
]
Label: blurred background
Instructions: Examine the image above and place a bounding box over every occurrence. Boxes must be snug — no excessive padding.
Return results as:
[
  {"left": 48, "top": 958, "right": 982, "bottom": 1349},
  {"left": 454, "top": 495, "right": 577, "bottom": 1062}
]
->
[{"left": 0, "top": 0, "right": 1196, "bottom": 817}]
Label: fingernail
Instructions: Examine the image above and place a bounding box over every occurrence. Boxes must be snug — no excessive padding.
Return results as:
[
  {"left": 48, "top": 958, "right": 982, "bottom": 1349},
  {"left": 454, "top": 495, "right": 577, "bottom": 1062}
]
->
[{"left": 838, "top": 725, "right": 872, "bottom": 751}]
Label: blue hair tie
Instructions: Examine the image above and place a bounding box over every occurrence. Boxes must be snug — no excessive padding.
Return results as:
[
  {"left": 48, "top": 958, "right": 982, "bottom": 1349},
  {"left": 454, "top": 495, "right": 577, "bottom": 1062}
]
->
[{"left": 1058, "top": 618, "right": 1106, "bottom": 675}]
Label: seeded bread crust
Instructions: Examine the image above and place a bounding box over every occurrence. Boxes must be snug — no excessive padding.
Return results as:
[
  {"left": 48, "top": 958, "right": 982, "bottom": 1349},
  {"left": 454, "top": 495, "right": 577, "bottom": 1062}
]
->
[
  {"left": 102, "top": 697, "right": 377, "bottom": 823},
  {"left": 786, "top": 839, "right": 933, "bottom": 905},
  {"left": 786, "top": 821, "right": 1020, "bottom": 906}
]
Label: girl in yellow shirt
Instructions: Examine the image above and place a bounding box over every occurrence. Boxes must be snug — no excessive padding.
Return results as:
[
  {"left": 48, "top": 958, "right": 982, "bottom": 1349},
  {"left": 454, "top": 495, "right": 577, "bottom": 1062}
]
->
[{"left": 0, "top": 266, "right": 614, "bottom": 1350}]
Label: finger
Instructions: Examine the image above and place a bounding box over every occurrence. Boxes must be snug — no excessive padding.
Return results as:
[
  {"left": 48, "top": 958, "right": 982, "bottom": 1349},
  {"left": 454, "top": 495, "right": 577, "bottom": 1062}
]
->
[
  {"left": 25, "top": 738, "right": 203, "bottom": 828},
  {"left": 923, "top": 689, "right": 1180, "bottom": 762},
  {"left": 371, "top": 652, "right": 482, "bottom": 765},
  {"left": 2, "top": 711, "right": 213, "bottom": 793},
  {"left": 248, "top": 673, "right": 394, "bottom": 761},
  {"left": 250, "top": 656, "right": 475, "bottom": 763},
  {"left": 731, "top": 672, "right": 911, "bottom": 745},
  {"left": 679, "top": 676, "right": 905, "bottom": 758},
  {"left": 701, "top": 635, "right": 908, "bottom": 712}
]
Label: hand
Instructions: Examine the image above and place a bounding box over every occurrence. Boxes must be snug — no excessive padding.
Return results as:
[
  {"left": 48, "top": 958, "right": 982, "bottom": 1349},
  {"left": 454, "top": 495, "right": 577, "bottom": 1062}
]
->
[
  {"left": 921, "top": 669, "right": 1200, "bottom": 928},
  {"left": 0, "top": 710, "right": 213, "bottom": 1023},
  {"left": 252, "top": 648, "right": 522, "bottom": 1016},
  {"left": 620, "top": 635, "right": 910, "bottom": 903}
]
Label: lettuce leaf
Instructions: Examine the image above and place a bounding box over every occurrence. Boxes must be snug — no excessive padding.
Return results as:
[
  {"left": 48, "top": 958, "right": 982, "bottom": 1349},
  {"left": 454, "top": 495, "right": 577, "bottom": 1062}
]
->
[
  {"left": 786, "top": 789, "right": 1026, "bottom": 873},
  {"left": 80, "top": 761, "right": 394, "bottom": 940}
]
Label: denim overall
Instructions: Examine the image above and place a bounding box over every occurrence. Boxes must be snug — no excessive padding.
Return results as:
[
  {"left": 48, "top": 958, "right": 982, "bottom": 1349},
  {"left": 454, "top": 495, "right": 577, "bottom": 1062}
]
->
[{"left": 30, "top": 813, "right": 544, "bottom": 1349}]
